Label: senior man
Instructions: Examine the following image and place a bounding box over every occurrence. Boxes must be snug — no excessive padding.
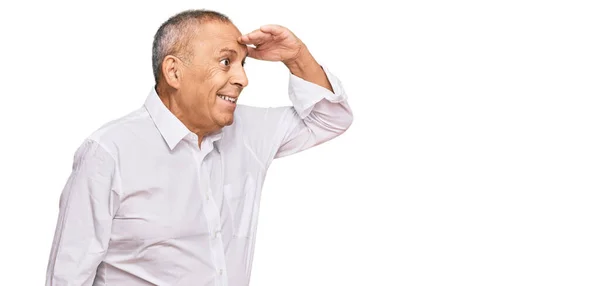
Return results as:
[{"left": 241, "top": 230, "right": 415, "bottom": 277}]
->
[{"left": 45, "top": 9, "right": 353, "bottom": 286}]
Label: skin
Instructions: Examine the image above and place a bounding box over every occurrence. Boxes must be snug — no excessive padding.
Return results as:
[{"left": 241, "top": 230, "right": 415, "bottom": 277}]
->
[{"left": 156, "top": 20, "right": 333, "bottom": 147}]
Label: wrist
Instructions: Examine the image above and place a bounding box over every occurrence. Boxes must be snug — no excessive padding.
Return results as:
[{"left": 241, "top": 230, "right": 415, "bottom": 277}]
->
[{"left": 284, "top": 44, "right": 320, "bottom": 76}]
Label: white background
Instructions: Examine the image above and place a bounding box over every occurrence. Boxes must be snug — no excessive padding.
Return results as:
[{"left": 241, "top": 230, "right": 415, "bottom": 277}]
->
[{"left": 0, "top": 0, "right": 599, "bottom": 285}]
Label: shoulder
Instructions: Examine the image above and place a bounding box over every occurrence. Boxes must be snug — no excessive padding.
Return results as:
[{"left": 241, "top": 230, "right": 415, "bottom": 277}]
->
[{"left": 77, "top": 106, "right": 153, "bottom": 160}]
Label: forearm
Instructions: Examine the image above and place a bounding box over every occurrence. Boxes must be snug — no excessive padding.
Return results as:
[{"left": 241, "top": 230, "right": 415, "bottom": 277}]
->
[
  {"left": 284, "top": 45, "right": 334, "bottom": 93},
  {"left": 271, "top": 62, "right": 353, "bottom": 158}
]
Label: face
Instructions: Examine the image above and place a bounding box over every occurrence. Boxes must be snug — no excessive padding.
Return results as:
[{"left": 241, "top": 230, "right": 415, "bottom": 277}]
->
[{"left": 173, "top": 21, "right": 249, "bottom": 132}]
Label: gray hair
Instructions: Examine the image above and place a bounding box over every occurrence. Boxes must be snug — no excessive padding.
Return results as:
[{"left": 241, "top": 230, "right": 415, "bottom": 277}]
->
[{"left": 152, "top": 9, "right": 231, "bottom": 84}]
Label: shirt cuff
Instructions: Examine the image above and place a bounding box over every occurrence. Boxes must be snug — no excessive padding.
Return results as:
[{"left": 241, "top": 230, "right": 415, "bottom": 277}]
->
[{"left": 288, "top": 64, "right": 348, "bottom": 119}]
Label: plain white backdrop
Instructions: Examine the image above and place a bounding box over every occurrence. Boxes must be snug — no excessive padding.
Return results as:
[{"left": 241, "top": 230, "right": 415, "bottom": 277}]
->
[{"left": 1, "top": 0, "right": 599, "bottom": 285}]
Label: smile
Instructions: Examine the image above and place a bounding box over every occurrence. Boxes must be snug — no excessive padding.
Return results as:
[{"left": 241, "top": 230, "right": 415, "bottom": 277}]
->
[{"left": 217, "top": 94, "right": 237, "bottom": 103}]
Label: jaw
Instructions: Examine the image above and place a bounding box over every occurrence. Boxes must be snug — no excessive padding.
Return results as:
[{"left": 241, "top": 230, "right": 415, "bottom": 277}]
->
[
  {"left": 211, "top": 100, "right": 236, "bottom": 127},
  {"left": 213, "top": 111, "right": 234, "bottom": 128}
]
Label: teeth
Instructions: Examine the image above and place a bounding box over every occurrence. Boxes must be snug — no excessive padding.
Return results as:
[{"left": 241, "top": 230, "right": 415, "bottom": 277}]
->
[{"left": 218, "top": 94, "right": 237, "bottom": 103}]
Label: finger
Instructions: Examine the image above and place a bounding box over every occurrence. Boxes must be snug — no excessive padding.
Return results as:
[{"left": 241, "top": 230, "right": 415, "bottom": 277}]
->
[
  {"left": 238, "top": 29, "right": 272, "bottom": 45},
  {"left": 246, "top": 46, "right": 259, "bottom": 59},
  {"left": 246, "top": 46, "right": 264, "bottom": 60},
  {"left": 259, "top": 24, "right": 285, "bottom": 36},
  {"left": 237, "top": 29, "right": 257, "bottom": 44},
  {"left": 237, "top": 34, "right": 251, "bottom": 45},
  {"left": 238, "top": 33, "right": 270, "bottom": 46}
]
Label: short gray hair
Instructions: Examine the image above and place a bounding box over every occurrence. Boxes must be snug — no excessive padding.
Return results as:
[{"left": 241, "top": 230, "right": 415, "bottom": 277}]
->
[{"left": 152, "top": 9, "right": 231, "bottom": 84}]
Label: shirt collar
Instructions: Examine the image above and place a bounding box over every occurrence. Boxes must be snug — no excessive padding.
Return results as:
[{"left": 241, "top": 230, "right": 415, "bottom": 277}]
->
[
  {"left": 144, "top": 88, "right": 223, "bottom": 152},
  {"left": 144, "top": 87, "right": 225, "bottom": 151},
  {"left": 144, "top": 87, "right": 191, "bottom": 150}
]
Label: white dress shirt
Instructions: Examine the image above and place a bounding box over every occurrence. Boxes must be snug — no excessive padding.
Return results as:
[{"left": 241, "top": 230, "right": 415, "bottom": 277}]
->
[{"left": 45, "top": 65, "right": 353, "bottom": 286}]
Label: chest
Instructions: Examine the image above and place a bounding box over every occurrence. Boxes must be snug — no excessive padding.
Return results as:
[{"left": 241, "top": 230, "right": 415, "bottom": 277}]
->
[{"left": 111, "top": 145, "right": 265, "bottom": 241}]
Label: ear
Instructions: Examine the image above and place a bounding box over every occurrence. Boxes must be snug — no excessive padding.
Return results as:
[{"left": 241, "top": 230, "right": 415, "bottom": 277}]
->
[{"left": 162, "top": 55, "right": 182, "bottom": 89}]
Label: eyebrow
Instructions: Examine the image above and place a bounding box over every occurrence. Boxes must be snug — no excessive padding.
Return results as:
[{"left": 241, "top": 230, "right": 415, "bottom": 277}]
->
[{"left": 219, "top": 48, "right": 248, "bottom": 59}]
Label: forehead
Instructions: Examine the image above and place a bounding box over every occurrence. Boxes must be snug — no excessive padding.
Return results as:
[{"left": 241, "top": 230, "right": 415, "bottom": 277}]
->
[{"left": 190, "top": 21, "right": 247, "bottom": 56}]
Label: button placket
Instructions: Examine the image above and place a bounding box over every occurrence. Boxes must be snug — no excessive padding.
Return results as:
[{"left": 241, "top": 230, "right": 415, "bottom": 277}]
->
[{"left": 196, "top": 147, "right": 228, "bottom": 286}]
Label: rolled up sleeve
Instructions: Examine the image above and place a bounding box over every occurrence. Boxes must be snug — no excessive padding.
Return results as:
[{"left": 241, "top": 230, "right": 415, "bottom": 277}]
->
[{"left": 274, "top": 64, "right": 354, "bottom": 158}]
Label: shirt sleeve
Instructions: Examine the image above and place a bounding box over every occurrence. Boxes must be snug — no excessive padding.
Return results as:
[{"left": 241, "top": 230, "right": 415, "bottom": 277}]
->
[
  {"left": 45, "top": 139, "right": 120, "bottom": 286},
  {"left": 273, "top": 64, "right": 353, "bottom": 158}
]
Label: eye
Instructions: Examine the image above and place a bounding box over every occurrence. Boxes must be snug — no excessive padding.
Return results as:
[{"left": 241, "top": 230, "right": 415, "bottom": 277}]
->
[{"left": 220, "top": 58, "right": 230, "bottom": 66}]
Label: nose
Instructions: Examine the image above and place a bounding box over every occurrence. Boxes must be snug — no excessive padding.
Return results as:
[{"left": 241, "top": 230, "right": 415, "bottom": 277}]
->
[{"left": 231, "top": 66, "right": 248, "bottom": 88}]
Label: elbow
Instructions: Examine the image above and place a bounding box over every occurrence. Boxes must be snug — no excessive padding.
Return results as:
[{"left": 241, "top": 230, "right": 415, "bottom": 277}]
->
[
  {"left": 323, "top": 107, "right": 353, "bottom": 139},
  {"left": 342, "top": 109, "right": 354, "bottom": 131},
  {"left": 305, "top": 100, "right": 353, "bottom": 141},
  {"left": 336, "top": 104, "right": 353, "bottom": 134}
]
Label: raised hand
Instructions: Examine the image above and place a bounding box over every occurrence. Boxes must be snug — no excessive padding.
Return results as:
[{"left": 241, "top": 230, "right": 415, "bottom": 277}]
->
[{"left": 238, "top": 24, "right": 307, "bottom": 65}]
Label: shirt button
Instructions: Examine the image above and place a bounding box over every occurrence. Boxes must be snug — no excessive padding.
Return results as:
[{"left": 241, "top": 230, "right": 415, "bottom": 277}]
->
[
  {"left": 206, "top": 194, "right": 210, "bottom": 201},
  {"left": 219, "top": 269, "right": 223, "bottom": 275},
  {"left": 214, "top": 230, "right": 221, "bottom": 238}
]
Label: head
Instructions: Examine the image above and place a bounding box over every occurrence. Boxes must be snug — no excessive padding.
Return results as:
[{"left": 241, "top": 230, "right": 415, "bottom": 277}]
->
[{"left": 152, "top": 9, "right": 249, "bottom": 134}]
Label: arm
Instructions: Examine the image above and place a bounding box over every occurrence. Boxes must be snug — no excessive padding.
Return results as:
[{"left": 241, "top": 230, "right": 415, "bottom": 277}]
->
[
  {"left": 237, "top": 25, "right": 353, "bottom": 159},
  {"left": 283, "top": 43, "right": 334, "bottom": 93},
  {"left": 46, "top": 139, "right": 120, "bottom": 286},
  {"left": 274, "top": 61, "right": 353, "bottom": 158}
]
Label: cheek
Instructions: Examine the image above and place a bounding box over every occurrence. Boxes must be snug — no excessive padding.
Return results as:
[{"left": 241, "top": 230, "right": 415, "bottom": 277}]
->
[
  {"left": 206, "top": 67, "right": 230, "bottom": 90},
  {"left": 206, "top": 66, "right": 221, "bottom": 79},
  {"left": 183, "top": 78, "right": 211, "bottom": 107}
]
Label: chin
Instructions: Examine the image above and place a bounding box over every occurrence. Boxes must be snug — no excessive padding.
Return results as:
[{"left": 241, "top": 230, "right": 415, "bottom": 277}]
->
[
  {"left": 218, "top": 116, "right": 234, "bottom": 127},
  {"left": 212, "top": 110, "right": 235, "bottom": 128}
]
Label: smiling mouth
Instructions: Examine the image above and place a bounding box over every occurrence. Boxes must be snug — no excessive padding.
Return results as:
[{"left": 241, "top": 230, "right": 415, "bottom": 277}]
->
[{"left": 217, "top": 94, "right": 237, "bottom": 104}]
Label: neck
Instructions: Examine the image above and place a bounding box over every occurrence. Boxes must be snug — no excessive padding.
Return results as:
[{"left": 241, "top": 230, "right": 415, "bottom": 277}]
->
[{"left": 155, "top": 84, "right": 218, "bottom": 145}]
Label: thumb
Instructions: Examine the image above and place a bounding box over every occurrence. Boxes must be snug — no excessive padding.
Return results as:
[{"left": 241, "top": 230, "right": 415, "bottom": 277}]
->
[{"left": 247, "top": 46, "right": 268, "bottom": 60}]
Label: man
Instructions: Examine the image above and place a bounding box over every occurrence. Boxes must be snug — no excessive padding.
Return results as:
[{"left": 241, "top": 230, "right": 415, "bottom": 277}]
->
[{"left": 45, "top": 9, "right": 352, "bottom": 286}]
